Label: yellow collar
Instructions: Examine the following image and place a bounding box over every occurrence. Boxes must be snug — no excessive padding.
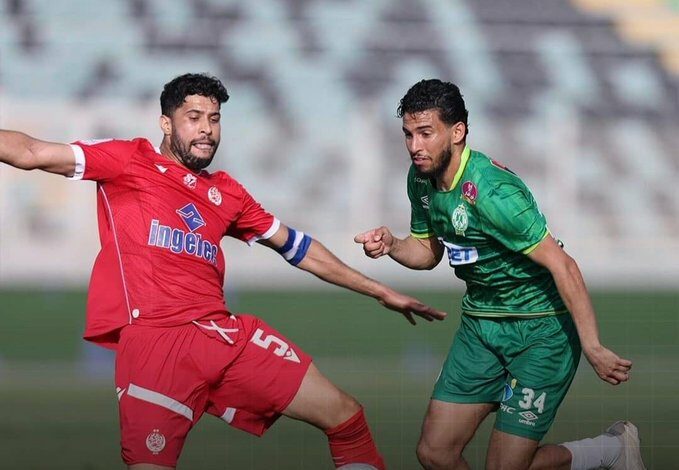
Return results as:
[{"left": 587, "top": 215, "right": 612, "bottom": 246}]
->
[{"left": 447, "top": 145, "right": 471, "bottom": 191}]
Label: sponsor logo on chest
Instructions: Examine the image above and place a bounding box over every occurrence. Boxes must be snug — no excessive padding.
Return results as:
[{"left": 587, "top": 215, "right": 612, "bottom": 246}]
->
[
  {"left": 147, "top": 203, "right": 218, "bottom": 265},
  {"left": 440, "top": 239, "right": 478, "bottom": 266}
]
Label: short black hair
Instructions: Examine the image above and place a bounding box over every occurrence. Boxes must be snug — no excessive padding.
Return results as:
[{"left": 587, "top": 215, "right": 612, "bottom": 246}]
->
[
  {"left": 397, "top": 79, "right": 468, "bottom": 131},
  {"left": 160, "top": 73, "right": 230, "bottom": 116}
]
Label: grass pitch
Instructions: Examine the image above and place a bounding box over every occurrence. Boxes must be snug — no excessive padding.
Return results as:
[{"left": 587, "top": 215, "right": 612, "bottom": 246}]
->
[{"left": 1, "top": 289, "right": 677, "bottom": 469}]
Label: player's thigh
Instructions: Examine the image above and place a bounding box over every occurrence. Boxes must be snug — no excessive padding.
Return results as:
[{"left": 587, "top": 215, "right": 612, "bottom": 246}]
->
[
  {"left": 495, "top": 315, "right": 581, "bottom": 441},
  {"left": 116, "top": 324, "right": 220, "bottom": 467},
  {"left": 485, "top": 429, "right": 539, "bottom": 470},
  {"left": 419, "top": 399, "right": 496, "bottom": 453},
  {"left": 433, "top": 314, "right": 507, "bottom": 404},
  {"left": 282, "top": 362, "right": 360, "bottom": 430},
  {"left": 206, "top": 314, "right": 313, "bottom": 436}
]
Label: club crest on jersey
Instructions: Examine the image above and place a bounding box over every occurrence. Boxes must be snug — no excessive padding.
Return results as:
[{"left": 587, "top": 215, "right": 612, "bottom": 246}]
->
[
  {"left": 147, "top": 203, "right": 218, "bottom": 265},
  {"left": 146, "top": 429, "right": 166, "bottom": 454},
  {"left": 452, "top": 204, "right": 468, "bottom": 236},
  {"left": 208, "top": 186, "right": 222, "bottom": 206},
  {"left": 183, "top": 173, "right": 197, "bottom": 189},
  {"left": 461, "top": 181, "right": 478, "bottom": 205}
]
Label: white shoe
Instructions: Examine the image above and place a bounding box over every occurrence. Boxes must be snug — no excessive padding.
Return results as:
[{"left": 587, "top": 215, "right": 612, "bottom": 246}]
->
[{"left": 606, "top": 421, "right": 646, "bottom": 470}]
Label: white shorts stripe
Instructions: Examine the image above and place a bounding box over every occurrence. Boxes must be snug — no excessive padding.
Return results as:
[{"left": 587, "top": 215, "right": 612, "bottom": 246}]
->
[
  {"left": 220, "top": 407, "right": 236, "bottom": 424},
  {"left": 127, "top": 383, "right": 194, "bottom": 421}
]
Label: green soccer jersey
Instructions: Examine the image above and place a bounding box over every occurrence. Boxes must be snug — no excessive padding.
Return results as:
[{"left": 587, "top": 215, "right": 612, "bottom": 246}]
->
[{"left": 408, "top": 146, "right": 566, "bottom": 317}]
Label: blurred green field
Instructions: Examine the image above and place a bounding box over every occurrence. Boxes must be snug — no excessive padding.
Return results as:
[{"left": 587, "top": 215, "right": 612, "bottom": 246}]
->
[{"left": 0, "top": 289, "right": 677, "bottom": 469}]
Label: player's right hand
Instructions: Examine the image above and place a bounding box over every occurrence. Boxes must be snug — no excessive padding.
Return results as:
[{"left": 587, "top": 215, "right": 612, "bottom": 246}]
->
[{"left": 354, "top": 226, "right": 394, "bottom": 259}]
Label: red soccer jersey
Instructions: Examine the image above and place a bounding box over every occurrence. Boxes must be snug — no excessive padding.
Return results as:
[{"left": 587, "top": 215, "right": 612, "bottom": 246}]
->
[{"left": 70, "top": 138, "right": 278, "bottom": 349}]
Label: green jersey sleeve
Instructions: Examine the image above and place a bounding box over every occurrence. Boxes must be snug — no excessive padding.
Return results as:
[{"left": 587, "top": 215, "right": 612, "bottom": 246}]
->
[
  {"left": 476, "top": 169, "right": 548, "bottom": 253},
  {"left": 407, "top": 165, "right": 434, "bottom": 238}
]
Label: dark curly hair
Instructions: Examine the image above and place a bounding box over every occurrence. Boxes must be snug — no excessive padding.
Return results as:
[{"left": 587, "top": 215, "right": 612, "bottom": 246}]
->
[
  {"left": 160, "top": 73, "right": 230, "bottom": 116},
  {"left": 397, "top": 79, "right": 469, "bottom": 133}
]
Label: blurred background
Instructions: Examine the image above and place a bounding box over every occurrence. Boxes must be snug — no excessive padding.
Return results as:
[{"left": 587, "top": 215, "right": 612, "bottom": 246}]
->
[{"left": 0, "top": 0, "right": 677, "bottom": 468}]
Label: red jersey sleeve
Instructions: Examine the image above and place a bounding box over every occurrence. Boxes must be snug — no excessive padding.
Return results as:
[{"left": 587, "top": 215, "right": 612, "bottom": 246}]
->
[
  {"left": 70, "top": 138, "right": 140, "bottom": 182},
  {"left": 226, "top": 180, "right": 279, "bottom": 245}
]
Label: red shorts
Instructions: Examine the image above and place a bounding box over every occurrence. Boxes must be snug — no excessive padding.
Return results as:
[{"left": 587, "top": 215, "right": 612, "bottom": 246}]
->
[{"left": 115, "top": 313, "right": 312, "bottom": 467}]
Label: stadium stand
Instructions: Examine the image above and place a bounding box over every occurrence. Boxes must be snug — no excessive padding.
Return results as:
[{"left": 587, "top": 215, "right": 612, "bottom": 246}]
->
[{"left": 0, "top": 0, "right": 677, "bottom": 286}]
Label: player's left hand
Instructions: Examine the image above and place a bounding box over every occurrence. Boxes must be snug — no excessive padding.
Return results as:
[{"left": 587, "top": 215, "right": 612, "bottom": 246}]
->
[
  {"left": 584, "top": 344, "right": 633, "bottom": 385},
  {"left": 377, "top": 289, "right": 447, "bottom": 325}
]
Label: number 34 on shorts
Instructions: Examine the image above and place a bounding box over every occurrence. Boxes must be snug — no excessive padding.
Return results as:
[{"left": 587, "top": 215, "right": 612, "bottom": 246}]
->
[{"left": 498, "top": 378, "right": 551, "bottom": 435}]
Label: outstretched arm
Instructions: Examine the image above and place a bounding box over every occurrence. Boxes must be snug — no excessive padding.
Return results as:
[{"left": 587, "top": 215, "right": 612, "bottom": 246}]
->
[
  {"left": 0, "top": 130, "right": 75, "bottom": 176},
  {"left": 528, "top": 236, "right": 632, "bottom": 385},
  {"left": 354, "top": 226, "right": 444, "bottom": 270},
  {"left": 259, "top": 224, "right": 447, "bottom": 325}
]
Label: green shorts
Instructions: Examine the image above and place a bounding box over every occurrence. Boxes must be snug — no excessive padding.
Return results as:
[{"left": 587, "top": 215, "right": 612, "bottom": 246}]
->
[{"left": 432, "top": 313, "right": 581, "bottom": 440}]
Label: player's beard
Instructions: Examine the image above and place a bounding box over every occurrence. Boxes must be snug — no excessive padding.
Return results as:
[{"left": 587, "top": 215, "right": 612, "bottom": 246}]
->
[
  {"left": 416, "top": 143, "right": 453, "bottom": 180},
  {"left": 170, "top": 133, "right": 218, "bottom": 172}
]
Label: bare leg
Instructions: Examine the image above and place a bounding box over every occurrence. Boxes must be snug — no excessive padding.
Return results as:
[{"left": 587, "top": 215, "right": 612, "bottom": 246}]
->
[
  {"left": 282, "top": 362, "right": 360, "bottom": 430},
  {"left": 416, "top": 399, "right": 496, "bottom": 470},
  {"left": 485, "top": 429, "right": 571, "bottom": 470},
  {"left": 283, "top": 363, "right": 384, "bottom": 469}
]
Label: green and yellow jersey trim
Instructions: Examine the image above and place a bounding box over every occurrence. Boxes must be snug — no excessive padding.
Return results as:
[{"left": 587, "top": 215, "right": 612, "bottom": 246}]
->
[
  {"left": 445, "top": 145, "right": 471, "bottom": 191},
  {"left": 411, "top": 231, "right": 435, "bottom": 239},
  {"left": 521, "top": 229, "right": 551, "bottom": 255}
]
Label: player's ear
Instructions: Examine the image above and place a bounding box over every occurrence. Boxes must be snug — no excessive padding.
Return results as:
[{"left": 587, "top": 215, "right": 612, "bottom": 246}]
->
[
  {"left": 159, "top": 115, "right": 172, "bottom": 136},
  {"left": 451, "top": 121, "right": 466, "bottom": 145}
]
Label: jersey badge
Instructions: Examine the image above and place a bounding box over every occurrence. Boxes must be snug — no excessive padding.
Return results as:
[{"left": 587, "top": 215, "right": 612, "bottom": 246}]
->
[
  {"left": 146, "top": 429, "right": 166, "bottom": 454},
  {"left": 176, "top": 203, "right": 206, "bottom": 232},
  {"left": 461, "top": 181, "right": 478, "bottom": 205},
  {"left": 183, "top": 173, "right": 197, "bottom": 189},
  {"left": 208, "top": 186, "right": 222, "bottom": 206},
  {"left": 452, "top": 204, "right": 469, "bottom": 236}
]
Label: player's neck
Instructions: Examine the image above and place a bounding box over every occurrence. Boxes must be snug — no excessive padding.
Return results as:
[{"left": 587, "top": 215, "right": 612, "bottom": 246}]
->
[
  {"left": 159, "top": 139, "right": 186, "bottom": 168},
  {"left": 436, "top": 145, "right": 464, "bottom": 191}
]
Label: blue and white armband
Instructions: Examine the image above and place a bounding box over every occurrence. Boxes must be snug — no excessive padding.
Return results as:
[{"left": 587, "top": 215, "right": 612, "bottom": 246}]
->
[{"left": 277, "top": 228, "right": 312, "bottom": 266}]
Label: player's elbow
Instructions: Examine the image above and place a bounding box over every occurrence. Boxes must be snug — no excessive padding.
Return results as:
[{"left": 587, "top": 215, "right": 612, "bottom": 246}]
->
[
  {"left": 553, "top": 253, "right": 583, "bottom": 286},
  {"left": 564, "top": 255, "right": 583, "bottom": 281},
  {"left": 14, "top": 142, "right": 47, "bottom": 171},
  {"left": 11, "top": 152, "right": 39, "bottom": 171}
]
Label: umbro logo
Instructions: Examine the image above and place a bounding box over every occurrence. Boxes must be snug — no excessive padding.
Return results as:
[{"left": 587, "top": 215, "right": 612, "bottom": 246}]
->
[
  {"left": 519, "top": 411, "right": 538, "bottom": 421},
  {"left": 155, "top": 164, "right": 168, "bottom": 173}
]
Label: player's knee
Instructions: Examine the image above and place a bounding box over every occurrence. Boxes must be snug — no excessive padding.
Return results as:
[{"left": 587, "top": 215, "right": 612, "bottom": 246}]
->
[
  {"left": 416, "top": 440, "right": 463, "bottom": 470},
  {"left": 330, "top": 391, "right": 362, "bottom": 427},
  {"left": 415, "top": 439, "right": 464, "bottom": 470}
]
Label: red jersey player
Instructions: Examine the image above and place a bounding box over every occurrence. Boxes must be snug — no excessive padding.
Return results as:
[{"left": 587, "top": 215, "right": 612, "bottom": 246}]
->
[{"left": 0, "top": 73, "right": 447, "bottom": 469}]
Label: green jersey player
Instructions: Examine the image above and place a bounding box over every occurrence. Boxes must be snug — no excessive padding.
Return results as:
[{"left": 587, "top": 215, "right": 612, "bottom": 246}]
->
[{"left": 355, "top": 79, "right": 645, "bottom": 470}]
